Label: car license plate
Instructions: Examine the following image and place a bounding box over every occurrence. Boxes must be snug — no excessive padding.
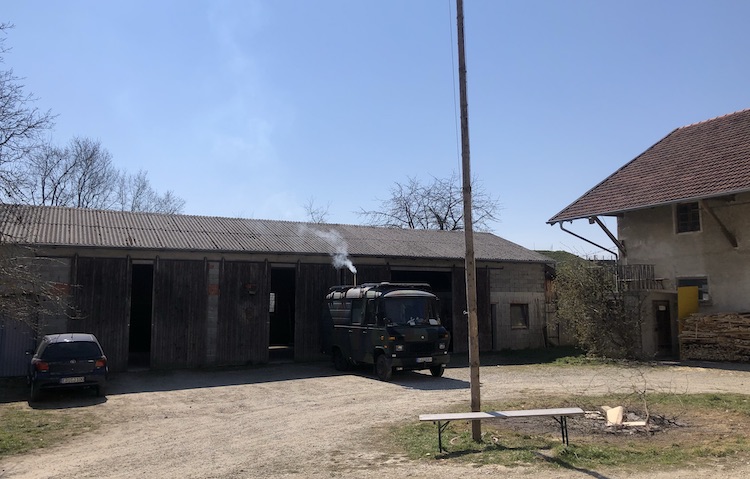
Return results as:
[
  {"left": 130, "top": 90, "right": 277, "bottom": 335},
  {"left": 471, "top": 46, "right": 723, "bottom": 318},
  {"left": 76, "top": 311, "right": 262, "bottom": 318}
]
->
[
  {"left": 416, "top": 357, "right": 433, "bottom": 363},
  {"left": 60, "top": 376, "right": 85, "bottom": 384}
]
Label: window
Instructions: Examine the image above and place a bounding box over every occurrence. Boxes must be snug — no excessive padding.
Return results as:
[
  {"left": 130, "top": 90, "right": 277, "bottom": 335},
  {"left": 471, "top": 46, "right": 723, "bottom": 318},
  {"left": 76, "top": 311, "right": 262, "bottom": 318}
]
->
[
  {"left": 676, "top": 202, "right": 701, "bottom": 233},
  {"left": 510, "top": 303, "right": 529, "bottom": 329},
  {"left": 677, "top": 277, "right": 710, "bottom": 303}
]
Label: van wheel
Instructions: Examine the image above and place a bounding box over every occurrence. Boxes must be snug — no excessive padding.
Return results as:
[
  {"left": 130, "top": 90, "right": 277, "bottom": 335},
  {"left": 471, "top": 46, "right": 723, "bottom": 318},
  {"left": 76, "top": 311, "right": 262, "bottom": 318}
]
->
[
  {"left": 375, "top": 354, "right": 392, "bottom": 381},
  {"left": 30, "top": 382, "right": 41, "bottom": 402},
  {"left": 430, "top": 365, "right": 445, "bottom": 377},
  {"left": 333, "top": 349, "right": 349, "bottom": 371}
]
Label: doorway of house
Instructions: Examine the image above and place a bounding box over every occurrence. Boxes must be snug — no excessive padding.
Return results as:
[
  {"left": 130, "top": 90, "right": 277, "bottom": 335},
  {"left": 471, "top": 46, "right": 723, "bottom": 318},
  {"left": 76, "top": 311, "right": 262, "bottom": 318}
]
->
[
  {"left": 654, "top": 300, "right": 673, "bottom": 358},
  {"left": 129, "top": 263, "right": 153, "bottom": 369},
  {"left": 269, "top": 266, "right": 296, "bottom": 362}
]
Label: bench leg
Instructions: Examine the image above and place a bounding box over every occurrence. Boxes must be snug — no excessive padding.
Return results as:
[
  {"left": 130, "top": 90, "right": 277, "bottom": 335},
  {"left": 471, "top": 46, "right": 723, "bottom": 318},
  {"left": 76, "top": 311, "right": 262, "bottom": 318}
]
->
[
  {"left": 552, "top": 416, "right": 570, "bottom": 445},
  {"left": 435, "top": 420, "right": 451, "bottom": 452}
]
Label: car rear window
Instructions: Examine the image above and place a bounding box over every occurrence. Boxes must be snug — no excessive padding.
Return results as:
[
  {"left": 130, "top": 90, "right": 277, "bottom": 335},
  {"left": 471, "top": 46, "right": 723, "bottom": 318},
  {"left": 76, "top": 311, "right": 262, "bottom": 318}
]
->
[{"left": 41, "top": 342, "right": 102, "bottom": 361}]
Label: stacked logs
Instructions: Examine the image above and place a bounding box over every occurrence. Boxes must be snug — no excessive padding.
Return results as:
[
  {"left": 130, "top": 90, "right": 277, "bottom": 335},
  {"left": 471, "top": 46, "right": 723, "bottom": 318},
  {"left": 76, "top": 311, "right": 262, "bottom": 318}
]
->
[{"left": 680, "top": 312, "right": 750, "bottom": 362}]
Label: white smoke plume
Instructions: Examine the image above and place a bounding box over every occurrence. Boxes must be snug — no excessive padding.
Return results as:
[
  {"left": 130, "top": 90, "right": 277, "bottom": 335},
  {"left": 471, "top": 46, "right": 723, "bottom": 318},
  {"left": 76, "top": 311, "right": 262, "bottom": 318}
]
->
[{"left": 299, "top": 225, "right": 357, "bottom": 274}]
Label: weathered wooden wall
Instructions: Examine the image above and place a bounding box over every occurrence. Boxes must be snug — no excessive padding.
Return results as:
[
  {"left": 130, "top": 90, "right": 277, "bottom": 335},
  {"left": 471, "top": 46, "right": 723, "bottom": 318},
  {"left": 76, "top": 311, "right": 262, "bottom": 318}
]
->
[
  {"left": 217, "top": 260, "right": 269, "bottom": 365},
  {"left": 72, "top": 256, "right": 131, "bottom": 372},
  {"left": 451, "top": 266, "right": 468, "bottom": 353},
  {"left": 477, "top": 267, "right": 492, "bottom": 351},
  {"left": 294, "top": 263, "right": 339, "bottom": 360},
  {"left": 152, "top": 259, "right": 208, "bottom": 369}
]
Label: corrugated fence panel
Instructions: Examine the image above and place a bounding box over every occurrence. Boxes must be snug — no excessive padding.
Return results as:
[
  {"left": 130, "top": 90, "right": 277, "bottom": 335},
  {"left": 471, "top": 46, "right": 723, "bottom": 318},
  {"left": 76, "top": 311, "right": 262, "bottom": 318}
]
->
[
  {"left": 152, "top": 259, "right": 208, "bottom": 369},
  {"left": 72, "top": 257, "right": 130, "bottom": 372},
  {"left": 217, "top": 261, "right": 269, "bottom": 365},
  {"left": 294, "top": 263, "right": 340, "bottom": 361},
  {"left": 0, "top": 317, "right": 36, "bottom": 377}
]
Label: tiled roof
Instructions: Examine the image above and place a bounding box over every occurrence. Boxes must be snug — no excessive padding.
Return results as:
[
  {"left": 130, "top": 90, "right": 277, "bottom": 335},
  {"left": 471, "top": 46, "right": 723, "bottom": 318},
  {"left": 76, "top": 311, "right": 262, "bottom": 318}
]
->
[
  {"left": 0, "top": 204, "right": 550, "bottom": 264},
  {"left": 548, "top": 108, "right": 750, "bottom": 224}
]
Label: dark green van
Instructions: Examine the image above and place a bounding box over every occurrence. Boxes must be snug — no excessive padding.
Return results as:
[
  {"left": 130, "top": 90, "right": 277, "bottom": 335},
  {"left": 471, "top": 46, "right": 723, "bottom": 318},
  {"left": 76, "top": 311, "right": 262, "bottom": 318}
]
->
[{"left": 321, "top": 282, "right": 450, "bottom": 381}]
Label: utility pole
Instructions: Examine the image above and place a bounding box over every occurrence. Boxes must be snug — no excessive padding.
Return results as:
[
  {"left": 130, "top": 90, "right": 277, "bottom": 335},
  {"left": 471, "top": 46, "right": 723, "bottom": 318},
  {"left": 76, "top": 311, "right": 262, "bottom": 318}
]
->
[{"left": 456, "top": 0, "right": 482, "bottom": 442}]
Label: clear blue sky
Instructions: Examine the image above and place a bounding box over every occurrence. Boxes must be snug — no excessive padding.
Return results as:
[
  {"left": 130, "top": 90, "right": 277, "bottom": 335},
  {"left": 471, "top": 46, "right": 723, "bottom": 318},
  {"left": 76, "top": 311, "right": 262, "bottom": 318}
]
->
[{"left": 5, "top": 1, "right": 750, "bottom": 257}]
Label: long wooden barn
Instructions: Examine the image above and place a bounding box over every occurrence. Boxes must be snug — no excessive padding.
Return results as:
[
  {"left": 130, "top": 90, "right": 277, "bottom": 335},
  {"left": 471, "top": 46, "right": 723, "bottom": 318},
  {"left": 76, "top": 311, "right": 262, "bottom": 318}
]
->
[{"left": 0, "top": 204, "right": 553, "bottom": 376}]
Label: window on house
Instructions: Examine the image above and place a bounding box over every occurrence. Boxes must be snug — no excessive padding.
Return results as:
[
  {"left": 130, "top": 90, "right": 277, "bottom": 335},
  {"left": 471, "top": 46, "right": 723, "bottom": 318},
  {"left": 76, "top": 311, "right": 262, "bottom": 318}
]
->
[
  {"left": 677, "top": 277, "right": 710, "bottom": 303},
  {"left": 510, "top": 303, "right": 529, "bottom": 329},
  {"left": 676, "top": 202, "right": 701, "bottom": 233}
]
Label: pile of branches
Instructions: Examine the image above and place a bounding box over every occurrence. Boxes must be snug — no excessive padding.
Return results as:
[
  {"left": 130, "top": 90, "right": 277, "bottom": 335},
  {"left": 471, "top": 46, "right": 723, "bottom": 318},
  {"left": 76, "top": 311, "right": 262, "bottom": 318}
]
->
[{"left": 680, "top": 312, "right": 750, "bottom": 362}]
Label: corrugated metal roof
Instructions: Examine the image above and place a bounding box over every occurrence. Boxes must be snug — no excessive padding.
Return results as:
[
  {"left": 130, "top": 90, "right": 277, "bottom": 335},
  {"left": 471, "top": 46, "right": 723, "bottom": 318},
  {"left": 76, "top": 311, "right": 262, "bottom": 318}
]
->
[
  {"left": 548, "top": 108, "right": 750, "bottom": 224},
  {"left": 0, "top": 204, "right": 550, "bottom": 263}
]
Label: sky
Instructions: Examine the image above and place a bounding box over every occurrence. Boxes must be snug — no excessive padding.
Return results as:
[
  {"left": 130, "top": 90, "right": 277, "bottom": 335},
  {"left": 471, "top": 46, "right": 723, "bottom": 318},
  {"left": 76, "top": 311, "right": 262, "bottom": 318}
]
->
[{"left": 4, "top": 0, "right": 750, "bottom": 258}]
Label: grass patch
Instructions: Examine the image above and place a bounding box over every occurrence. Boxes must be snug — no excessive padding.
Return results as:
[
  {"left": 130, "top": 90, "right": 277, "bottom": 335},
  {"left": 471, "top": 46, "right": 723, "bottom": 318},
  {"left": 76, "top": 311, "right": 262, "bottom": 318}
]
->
[
  {"left": 0, "top": 405, "right": 99, "bottom": 458},
  {"left": 389, "top": 392, "right": 750, "bottom": 471}
]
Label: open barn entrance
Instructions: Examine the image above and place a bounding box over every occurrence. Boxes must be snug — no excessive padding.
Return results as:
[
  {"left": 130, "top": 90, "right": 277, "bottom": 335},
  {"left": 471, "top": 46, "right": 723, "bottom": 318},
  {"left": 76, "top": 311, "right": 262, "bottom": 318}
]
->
[
  {"left": 269, "top": 266, "right": 296, "bottom": 362},
  {"left": 390, "top": 269, "right": 454, "bottom": 350},
  {"left": 129, "top": 263, "right": 153, "bottom": 369}
]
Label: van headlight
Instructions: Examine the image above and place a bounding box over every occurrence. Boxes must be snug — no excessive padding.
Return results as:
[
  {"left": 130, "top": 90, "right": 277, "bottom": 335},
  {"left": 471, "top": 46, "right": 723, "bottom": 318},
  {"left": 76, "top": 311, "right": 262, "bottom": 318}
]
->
[{"left": 395, "top": 344, "right": 405, "bottom": 352}]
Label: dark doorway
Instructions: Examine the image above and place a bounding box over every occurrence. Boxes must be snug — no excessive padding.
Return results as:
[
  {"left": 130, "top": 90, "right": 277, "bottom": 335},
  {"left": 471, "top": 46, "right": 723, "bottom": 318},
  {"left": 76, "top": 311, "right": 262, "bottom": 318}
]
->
[
  {"left": 129, "top": 264, "right": 153, "bottom": 369},
  {"left": 270, "top": 267, "right": 296, "bottom": 361},
  {"left": 654, "top": 300, "right": 673, "bottom": 358},
  {"left": 390, "top": 270, "right": 454, "bottom": 350}
]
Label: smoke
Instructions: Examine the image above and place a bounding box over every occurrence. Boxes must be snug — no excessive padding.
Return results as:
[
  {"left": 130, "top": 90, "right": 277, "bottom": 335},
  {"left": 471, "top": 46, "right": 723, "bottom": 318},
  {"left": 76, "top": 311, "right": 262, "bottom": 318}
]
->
[{"left": 299, "top": 226, "right": 357, "bottom": 274}]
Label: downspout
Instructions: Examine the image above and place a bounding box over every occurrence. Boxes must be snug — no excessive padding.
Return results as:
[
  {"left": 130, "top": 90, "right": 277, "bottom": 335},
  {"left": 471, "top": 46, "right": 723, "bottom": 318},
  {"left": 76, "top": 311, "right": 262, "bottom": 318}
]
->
[
  {"left": 557, "top": 221, "right": 620, "bottom": 260},
  {"left": 589, "top": 216, "right": 627, "bottom": 257}
]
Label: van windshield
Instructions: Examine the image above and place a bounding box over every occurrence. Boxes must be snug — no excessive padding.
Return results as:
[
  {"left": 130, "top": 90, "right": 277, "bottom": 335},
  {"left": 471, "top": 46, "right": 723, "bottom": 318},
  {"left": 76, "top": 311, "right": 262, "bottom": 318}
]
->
[{"left": 382, "top": 297, "right": 440, "bottom": 326}]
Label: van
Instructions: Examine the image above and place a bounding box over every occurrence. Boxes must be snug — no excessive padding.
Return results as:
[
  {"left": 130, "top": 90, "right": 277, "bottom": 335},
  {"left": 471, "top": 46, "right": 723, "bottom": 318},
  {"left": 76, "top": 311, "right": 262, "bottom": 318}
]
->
[{"left": 321, "top": 282, "right": 450, "bottom": 381}]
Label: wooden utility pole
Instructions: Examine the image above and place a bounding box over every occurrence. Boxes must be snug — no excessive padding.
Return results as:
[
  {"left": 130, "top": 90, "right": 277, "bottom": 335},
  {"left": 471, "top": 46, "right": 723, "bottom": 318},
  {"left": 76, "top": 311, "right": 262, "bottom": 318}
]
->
[{"left": 456, "top": 0, "right": 482, "bottom": 442}]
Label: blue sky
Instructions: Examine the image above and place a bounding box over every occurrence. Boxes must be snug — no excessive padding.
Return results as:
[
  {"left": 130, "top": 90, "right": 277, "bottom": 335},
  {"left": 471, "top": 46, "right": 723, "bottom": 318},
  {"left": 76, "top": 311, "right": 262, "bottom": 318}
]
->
[{"left": 5, "top": 1, "right": 750, "bottom": 257}]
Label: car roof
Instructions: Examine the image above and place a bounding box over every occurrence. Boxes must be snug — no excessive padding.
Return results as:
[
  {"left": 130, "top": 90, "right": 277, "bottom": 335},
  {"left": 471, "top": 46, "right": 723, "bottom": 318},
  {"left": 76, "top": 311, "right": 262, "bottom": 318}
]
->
[{"left": 43, "top": 333, "right": 99, "bottom": 343}]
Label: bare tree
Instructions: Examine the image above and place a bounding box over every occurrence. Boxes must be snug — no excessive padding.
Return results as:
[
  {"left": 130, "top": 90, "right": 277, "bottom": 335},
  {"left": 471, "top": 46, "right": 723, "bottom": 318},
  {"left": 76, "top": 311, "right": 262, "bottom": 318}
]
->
[
  {"left": 116, "top": 169, "right": 185, "bottom": 214},
  {"left": 0, "top": 23, "right": 55, "bottom": 203},
  {"left": 303, "top": 196, "right": 330, "bottom": 224},
  {"left": 358, "top": 171, "right": 501, "bottom": 232}
]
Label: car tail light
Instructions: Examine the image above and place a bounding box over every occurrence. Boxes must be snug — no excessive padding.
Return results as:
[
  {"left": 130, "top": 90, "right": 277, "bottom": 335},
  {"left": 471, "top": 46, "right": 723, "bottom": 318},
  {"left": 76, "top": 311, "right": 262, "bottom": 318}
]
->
[
  {"left": 95, "top": 357, "right": 107, "bottom": 368},
  {"left": 33, "top": 360, "right": 49, "bottom": 372}
]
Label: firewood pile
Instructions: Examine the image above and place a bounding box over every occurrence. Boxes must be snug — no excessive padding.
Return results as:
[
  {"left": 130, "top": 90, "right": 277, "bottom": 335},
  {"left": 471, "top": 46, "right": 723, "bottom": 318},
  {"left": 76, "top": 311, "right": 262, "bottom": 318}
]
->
[{"left": 680, "top": 312, "right": 750, "bottom": 362}]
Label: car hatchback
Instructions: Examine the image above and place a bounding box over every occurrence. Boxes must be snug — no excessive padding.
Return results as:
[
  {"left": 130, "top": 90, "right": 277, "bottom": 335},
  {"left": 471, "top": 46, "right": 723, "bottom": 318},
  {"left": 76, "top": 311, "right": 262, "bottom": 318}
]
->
[{"left": 28, "top": 333, "right": 108, "bottom": 401}]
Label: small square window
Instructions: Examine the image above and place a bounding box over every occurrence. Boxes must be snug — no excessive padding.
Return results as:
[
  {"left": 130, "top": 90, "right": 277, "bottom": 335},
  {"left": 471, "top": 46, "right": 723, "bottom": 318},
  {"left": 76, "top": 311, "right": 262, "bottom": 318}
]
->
[
  {"left": 676, "top": 202, "right": 701, "bottom": 233},
  {"left": 510, "top": 304, "right": 529, "bottom": 329},
  {"left": 677, "top": 278, "right": 710, "bottom": 303}
]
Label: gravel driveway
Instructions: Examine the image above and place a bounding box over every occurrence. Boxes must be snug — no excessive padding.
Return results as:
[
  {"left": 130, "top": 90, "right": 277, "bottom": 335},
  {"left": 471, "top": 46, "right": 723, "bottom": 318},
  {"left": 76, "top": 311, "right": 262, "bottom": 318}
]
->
[{"left": 2, "top": 355, "right": 750, "bottom": 479}]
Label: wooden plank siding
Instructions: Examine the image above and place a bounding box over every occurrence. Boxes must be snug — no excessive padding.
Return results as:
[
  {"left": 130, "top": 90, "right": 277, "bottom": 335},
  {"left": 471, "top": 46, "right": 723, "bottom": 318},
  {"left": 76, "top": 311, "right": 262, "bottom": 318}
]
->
[
  {"left": 72, "top": 256, "right": 131, "bottom": 372},
  {"left": 451, "top": 266, "right": 468, "bottom": 353},
  {"left": 152, "top": 259, "right": 208, "bottom": 369},
  {"left": 217, "top": 260, "right": 270, "bottom": 365},
  {"left": 294, "top": 263, "right": 339, "bottom": 360},
  {"left": 477, "top": 267, "right": 493, "bottom": 351}
]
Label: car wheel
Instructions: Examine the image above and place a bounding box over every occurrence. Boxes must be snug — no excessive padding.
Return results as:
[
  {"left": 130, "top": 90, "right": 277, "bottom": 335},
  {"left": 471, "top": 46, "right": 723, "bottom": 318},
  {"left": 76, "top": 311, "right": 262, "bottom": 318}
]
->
[
  {"left": 375, "top": 354, "right": 392, "bottom": 381},
  {"left": 430, "top": 365, "right": 445, "bottom": 377},
  {"left": 96, "top": 383, "right": 106, "bottom": 397},
  {"left": 333, "top": 349, "right": 349, "bottom": 371},
  {"left": 30, "top": 382, "right": 41, "bottom": 402}
]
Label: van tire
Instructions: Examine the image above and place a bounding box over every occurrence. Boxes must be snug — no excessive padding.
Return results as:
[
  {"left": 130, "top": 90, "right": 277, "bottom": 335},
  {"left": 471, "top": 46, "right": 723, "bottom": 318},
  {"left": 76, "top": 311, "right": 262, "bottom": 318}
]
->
[
  {"left": 30, "top": 382, "right": 41, "bottom": 402},
  {"left": 375, "top": 354, "right": 392, "bottom": 381},
  {"left": 333, "top": 349, "right": 349, "bottom": 371},
  {"left": 430, "top": 365, "right": 445, "bottom": 377}
]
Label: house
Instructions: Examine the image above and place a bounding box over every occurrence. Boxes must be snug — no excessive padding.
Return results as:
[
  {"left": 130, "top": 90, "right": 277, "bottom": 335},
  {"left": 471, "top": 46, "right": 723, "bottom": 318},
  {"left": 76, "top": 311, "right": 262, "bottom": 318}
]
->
[
  {"left": 0, "top": 204, "right": 553, "bottom": 376},
  {"left": 548, "top": 108, "right": 750, "bottom": 359}
]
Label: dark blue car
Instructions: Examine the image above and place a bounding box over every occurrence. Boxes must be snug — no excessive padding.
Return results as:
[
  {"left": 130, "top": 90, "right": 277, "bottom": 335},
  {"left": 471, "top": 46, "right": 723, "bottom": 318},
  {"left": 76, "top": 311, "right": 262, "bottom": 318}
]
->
[{"left": 27, "top": 333, "right": 108, "bottom": 401}]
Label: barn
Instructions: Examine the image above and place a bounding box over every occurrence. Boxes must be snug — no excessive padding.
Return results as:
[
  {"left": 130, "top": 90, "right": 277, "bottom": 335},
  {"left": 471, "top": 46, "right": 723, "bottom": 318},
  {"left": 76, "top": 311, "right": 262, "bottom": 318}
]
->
[{"left": 0, "top": 204, "right": 553, "bottom": 376}]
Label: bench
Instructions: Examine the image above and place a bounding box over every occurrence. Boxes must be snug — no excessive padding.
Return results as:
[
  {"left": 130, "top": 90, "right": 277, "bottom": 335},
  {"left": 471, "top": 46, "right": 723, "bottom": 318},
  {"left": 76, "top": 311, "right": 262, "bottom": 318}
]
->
[{"left": 419, "top": 407, "right": 585, "bottom": 452}]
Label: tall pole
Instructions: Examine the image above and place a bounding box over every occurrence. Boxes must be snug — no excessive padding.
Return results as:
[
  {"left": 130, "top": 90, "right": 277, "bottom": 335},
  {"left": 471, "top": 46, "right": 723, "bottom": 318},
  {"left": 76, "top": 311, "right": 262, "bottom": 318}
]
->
[{"left": 456, "top": 0, "right": 482, "bottom": 442}]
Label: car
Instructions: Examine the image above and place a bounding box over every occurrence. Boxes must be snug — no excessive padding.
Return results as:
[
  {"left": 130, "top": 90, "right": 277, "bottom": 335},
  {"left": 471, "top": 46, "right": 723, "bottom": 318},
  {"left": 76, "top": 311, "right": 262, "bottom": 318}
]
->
[{"left": 27, "top": 333, "right": 108, "bottom": 401}]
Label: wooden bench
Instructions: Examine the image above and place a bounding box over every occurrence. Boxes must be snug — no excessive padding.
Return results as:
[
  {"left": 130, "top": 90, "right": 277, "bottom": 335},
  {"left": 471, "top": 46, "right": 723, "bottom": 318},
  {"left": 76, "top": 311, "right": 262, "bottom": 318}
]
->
[{"left": 419, "top": 407, "right": 585, "bottom": 452}]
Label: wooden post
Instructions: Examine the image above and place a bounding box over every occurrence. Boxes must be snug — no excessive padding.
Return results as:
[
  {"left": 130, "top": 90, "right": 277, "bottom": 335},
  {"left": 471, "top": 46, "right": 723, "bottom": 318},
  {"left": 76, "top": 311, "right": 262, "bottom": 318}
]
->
[{"left": 456, "top": 0, "right": 482, "bottom": 442}]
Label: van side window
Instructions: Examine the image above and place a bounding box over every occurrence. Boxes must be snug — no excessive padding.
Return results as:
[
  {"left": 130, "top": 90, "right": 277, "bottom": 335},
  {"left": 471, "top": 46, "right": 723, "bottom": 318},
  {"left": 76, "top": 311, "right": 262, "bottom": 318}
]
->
[
  {"left": 330, "top": 300, "right": 352, "bottom": 325},
  {"left": 365, "top": 299, "right": 377, "bottom": 325},
  {"left": 351, "top": 299, "right": 364, "bottom": 326}
]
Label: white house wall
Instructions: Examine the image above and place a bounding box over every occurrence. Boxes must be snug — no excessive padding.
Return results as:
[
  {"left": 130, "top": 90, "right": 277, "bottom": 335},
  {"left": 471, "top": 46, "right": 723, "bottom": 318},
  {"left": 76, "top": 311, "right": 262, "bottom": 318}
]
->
[
  {"left": 618, "top": 191, "right": 750, "bottom": 313},
  {"left": 489, "top": 263, "right": 548, "bottom": 350}
]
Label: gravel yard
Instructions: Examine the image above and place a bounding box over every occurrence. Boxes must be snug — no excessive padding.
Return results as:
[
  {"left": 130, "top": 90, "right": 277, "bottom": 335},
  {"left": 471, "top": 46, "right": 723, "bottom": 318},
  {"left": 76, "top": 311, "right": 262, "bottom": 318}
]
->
[{"left": 2, "top": 356, "right": 750, "bottom": 478}]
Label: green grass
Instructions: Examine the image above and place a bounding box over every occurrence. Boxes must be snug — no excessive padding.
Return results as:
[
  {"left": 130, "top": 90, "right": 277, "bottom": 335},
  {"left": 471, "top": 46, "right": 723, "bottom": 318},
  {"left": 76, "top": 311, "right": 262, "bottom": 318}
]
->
[
  {"left": 0, "top": 405, "right": 99, "bottom": 458},
  {"left": 389, "top": 393, "right": 750, "bottom": 471}
]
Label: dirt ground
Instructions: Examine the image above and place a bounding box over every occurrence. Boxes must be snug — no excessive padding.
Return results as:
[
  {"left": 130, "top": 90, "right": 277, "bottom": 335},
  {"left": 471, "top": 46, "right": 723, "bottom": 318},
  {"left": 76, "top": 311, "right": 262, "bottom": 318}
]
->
[{"left": 2, "top": 355, "right": 750, "bottom": 479}]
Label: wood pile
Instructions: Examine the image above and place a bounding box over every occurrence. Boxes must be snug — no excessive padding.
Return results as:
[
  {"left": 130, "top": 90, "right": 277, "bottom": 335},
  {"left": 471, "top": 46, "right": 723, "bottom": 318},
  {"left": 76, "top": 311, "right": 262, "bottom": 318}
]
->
[{"left": 680, "top": 312, "right": 750, "bottom": 362}]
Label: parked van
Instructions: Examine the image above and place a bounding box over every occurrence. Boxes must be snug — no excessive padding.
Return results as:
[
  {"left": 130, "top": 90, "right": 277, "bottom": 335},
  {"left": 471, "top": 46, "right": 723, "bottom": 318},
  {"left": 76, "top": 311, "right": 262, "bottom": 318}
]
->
[{"left": 321, "top": 282, "right": 450, "bottom": 381}]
